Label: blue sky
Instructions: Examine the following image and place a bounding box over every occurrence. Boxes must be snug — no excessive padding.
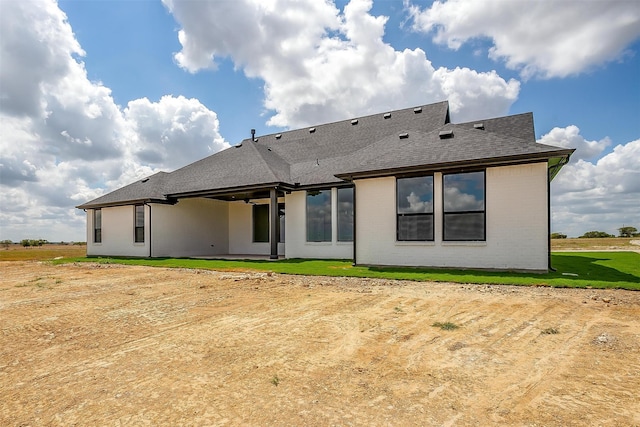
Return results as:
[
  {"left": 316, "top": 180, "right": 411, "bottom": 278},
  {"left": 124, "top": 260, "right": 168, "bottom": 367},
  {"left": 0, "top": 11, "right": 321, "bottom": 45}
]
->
[{"left": 1, "top": 0, "right": 639, "bottom": 242}]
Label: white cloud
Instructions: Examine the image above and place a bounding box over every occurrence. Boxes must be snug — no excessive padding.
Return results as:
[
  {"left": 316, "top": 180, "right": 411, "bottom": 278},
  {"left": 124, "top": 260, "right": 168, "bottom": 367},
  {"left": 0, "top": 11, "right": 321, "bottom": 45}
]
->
[
  {"left": 407, "top": 0, "right": 640, "bottom": 79},
  {"left": 538, "top": 125, "right": 611, "bottom": 162},
  {"left": 406, "top": 192, "right": 433, "bottom": 213},
  {"left": 443, "top": 186, "right": 483, "bottom": 211},
  {"left": 546, "top": 127, "right": 640, "bottom": 237},
  {"left": 0, "top": 0, "right": 228, "bottom": 242},
  {"left": 164, "top": 0, "right": 520, "bottom": 128},
  {"left": 0, "top": 0, "right": 84, "bottom": 117},
  {"left": 125, "top": 95, "right": 229, "bottom": 170}
]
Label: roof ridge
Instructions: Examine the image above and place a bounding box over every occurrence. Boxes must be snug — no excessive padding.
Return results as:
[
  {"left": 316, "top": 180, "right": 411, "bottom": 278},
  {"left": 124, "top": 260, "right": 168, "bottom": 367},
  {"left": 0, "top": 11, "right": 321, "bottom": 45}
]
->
[
  {"left": 456, "top": 111, "right": 533, "bottom": 126},
  {"left": 244, "top": 140, "right": 291, "bottom": 183},
  {"left": 245, "top": 100, "right": 450, "bottom": 141}
]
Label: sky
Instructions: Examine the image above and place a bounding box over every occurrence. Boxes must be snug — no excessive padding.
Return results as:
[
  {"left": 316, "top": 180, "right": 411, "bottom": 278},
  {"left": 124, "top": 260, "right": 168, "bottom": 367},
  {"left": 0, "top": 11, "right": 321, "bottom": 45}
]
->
[{"left": 0, "top": 0, "right": 639, "bottom": 242}]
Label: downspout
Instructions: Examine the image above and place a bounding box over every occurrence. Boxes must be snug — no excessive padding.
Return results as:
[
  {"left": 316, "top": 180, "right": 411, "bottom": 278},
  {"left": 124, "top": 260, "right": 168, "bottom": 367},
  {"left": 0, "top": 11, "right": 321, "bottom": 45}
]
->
[
  {"left": 146, "top": 203, "right": 152, "bottom": 258},
  {"left": 352, "top": 182, "right": 357, "bottom": 266},
  {"left": 269, "top": 188, "right": 278, "bottom": 259}
]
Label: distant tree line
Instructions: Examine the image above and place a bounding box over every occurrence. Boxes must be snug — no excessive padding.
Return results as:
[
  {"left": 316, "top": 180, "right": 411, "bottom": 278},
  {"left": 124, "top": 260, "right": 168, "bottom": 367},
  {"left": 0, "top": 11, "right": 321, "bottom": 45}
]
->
[
  {"left": 578, "top": 231, "right": 615, "bottom": 238},
  {"left": 1, "top": 239, "right": 86, "bottom": 249},
  {"left": 551, "top": 226, "right": 639, "bottom": 239},
  {"left": 618, "top": 226, "right": 638, "bottom": 238},
  {"left": 20, "top": 239, "right": 48, "bottom": 247}
]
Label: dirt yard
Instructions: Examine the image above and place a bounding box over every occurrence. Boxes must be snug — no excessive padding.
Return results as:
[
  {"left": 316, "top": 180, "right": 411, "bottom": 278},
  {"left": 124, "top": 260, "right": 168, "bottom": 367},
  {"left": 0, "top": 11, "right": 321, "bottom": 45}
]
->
[{"left": 1, "top": 261, "right": 639, "bottom": 426}]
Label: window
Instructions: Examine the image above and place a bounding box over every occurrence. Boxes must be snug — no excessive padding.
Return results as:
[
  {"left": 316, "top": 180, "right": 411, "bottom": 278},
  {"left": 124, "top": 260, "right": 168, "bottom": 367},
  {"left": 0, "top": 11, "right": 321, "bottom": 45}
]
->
[
  {"left": 307, "top": 190, "right": 331, "bottom": 242},
  {"left": 443, "top": 171, "right": 485, "bottom": 241},
  {"left": 397, "top": 176, "right": 434, "bottom": 241},
  {"left": 134, "top": 205, "right": 145, "bottom": 243},
  {"left": 253, "top": 204, "right": 269, "bottom": 243},
  {"left": 337, "top": 187, "right": 354, "bottom": 242},
  {"left": 93, "top": 209, "right": 102, "bottom": 243},
  {"left": 253, "top": 203, "right": 285, "bottom": 243}
]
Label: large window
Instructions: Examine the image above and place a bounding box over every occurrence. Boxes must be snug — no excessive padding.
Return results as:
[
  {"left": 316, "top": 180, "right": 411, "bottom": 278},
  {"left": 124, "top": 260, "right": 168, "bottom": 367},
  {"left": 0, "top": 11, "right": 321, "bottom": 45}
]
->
[
  {"left": 397, "top": 176, "right": 434, "bottom": 241},
  {"left": 93, "top": 209, "right": 102, "bottom": 243},
  {"left": 134, "top": 205, "right": 145, "bottom": 243},
  {"left": 307, "top": 190, "right": 332, "bottom": 242},
  {"left": 443, "top": 171, "right": 485, "bottom": 241},
  {"left": 253, "top": 203, "right": 285, "bottom": 243},
  {"left": 337, "top": 187, "right": 354, "bottom": 242}
]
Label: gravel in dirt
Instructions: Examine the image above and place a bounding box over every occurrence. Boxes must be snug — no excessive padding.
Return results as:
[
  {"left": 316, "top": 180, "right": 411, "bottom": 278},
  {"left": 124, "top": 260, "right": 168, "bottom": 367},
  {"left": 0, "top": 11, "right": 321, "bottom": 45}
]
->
[{"left": 1, "top": 261, "right": 639, "bottom": 426}]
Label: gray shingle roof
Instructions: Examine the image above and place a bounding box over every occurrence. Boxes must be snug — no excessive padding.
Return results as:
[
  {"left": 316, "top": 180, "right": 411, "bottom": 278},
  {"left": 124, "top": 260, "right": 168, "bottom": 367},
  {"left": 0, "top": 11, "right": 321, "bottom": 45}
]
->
[
  {"left": 161, "top": 140, "right": 290, "bottom": 196},
  {"left": 457, "top": 112, "right": 536, "bottom": 143},
  {"left": 257, "top": 101, "right": 450, "bottom": 164},
  {"left": 77, "top": 100, "right": 574, "bottom": 209},
  {"left": 77, "top": 171, "right": 171, "bottom": 209},
  {"left": 334, "top": 124, "right": 571, "bottom": 178}
]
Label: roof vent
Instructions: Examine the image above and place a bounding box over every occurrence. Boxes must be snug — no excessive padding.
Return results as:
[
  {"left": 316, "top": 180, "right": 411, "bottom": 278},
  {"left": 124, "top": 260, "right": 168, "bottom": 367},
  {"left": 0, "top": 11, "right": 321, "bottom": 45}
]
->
[
  {"left": 309, "top": 127, "right": 316, "bottom": 133},
  {"left": 399, "top": 132, "right": 409, "bottom": 139},
  {"left": 383, "top": 112, "right": 391, "bottom": 119},
  {"left": 140, "top": 178, "right": 149, "bottom": 183},
  {"left": 275, "top": 133, "right": 282, "bottom": 139},
  {"left": 413, "top": 107, "right": 422, "bottom": 113},
  {"left": 439, "top": 130, "right": 454, "bottom": 139},
  {"left": 251, "top": 128, "right": 256, "bottom": 141},
  {"left": 235, "top": 143, "right": 243, "bottom": 148},
  {"left": 473, "top": 123, "right": 484, "bottom": 130},
  {"left": 351, "top": 119, "right": 358, "bottom": 125}
]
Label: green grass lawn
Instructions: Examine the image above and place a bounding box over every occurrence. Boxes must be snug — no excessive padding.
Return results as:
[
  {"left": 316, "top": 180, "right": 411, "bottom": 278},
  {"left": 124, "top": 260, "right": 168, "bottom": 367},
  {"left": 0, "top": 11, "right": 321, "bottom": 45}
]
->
[{"left": 54, "top": 251, "right": 640, "bottom": 290}]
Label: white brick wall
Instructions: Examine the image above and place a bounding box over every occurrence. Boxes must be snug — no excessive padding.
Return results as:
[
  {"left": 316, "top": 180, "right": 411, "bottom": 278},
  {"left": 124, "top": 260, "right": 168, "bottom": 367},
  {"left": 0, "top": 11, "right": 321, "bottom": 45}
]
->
[
  {"left": 152, "top": 198, "right": 229, "bottom": 257},
  {"left": 86, "top": 205, "right": 149, "bottom": 257},
  {"left": 228, "top": 198, "right": 285, "bottom": 256},
  {"left": 284, "top": 189, "right": 353, "bottom": 259},
  {"left": 355, "top": 163, "right": 549, "bottom": 271}
]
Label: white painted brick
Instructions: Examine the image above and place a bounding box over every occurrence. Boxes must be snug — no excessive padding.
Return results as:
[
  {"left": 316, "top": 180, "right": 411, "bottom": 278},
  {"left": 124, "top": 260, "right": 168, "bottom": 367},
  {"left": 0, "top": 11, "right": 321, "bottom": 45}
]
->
[{"left": 355, "top": 163, "right": 549, "bottom": 271}]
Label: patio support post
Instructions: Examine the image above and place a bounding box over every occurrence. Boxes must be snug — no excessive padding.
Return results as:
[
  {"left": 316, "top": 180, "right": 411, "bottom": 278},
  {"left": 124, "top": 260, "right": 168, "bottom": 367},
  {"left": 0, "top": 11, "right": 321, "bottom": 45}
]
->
[{"left": 270, "top": 187, "right": 278, "bottom": 259}]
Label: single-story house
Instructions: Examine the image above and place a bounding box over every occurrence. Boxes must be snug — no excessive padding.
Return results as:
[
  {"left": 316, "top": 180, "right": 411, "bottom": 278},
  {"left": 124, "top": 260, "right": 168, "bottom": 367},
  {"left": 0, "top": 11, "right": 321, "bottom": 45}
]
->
[{"left": 77, "top": 100, "right": 574, "bottom": 272}]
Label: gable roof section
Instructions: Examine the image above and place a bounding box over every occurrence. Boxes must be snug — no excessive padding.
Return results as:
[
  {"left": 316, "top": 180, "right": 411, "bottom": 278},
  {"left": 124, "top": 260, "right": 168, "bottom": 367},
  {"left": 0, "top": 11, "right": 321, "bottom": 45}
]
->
[
  {"left": 457, "top": 112, "right": 536, "bottom": 143},
  {"left": 77, "top": 100, "right": 574, "bottom": 209},
  {"left": 161, "top": 139, "right": 291, "bottom": 197},
  {"left": 255, "top": 101, "right": 450, "bottom": 165},
  {"left": 334, "top": 124, "right": 573, "bottom": 179},
  {"left": 77, "top": 171, "right": 172, "bottom": 209}
]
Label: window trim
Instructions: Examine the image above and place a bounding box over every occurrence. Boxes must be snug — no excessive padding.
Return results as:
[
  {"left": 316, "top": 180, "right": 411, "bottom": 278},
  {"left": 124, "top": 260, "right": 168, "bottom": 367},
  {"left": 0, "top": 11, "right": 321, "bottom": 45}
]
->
[
  {"left": 396, "top": 174, "right": 434, "bottom": 242},
  {"left": 134, "top": 204, "right": 145, "bottom": 243},
  {"left": 93, "top": 208, "right": 102, "bottom": 244},
  {"left": 442, "top": 170, "right": 486, "bottom": 242}
]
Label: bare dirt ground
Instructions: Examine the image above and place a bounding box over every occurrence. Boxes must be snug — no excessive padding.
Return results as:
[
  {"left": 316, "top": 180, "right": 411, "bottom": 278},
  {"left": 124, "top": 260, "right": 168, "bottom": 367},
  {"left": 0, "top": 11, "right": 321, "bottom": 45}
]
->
[{"left": 1, "top": 261, "right": 639, "bottom": 426}]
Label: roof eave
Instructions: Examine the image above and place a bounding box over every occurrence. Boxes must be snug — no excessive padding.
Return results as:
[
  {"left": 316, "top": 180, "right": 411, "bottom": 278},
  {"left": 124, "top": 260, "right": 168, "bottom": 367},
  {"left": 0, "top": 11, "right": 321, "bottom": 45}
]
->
[
  {"left": 548, "top": 148, "right": 575, "bottom": 181},
  {"left": 75, "top": 198, "right": 175, "bottom": 210},
  {"left": 166, "top": 182, "right": 296, "bottom": 199},
  {"left": 335, "top": 151, "right": 574, "bottom": 181}
]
